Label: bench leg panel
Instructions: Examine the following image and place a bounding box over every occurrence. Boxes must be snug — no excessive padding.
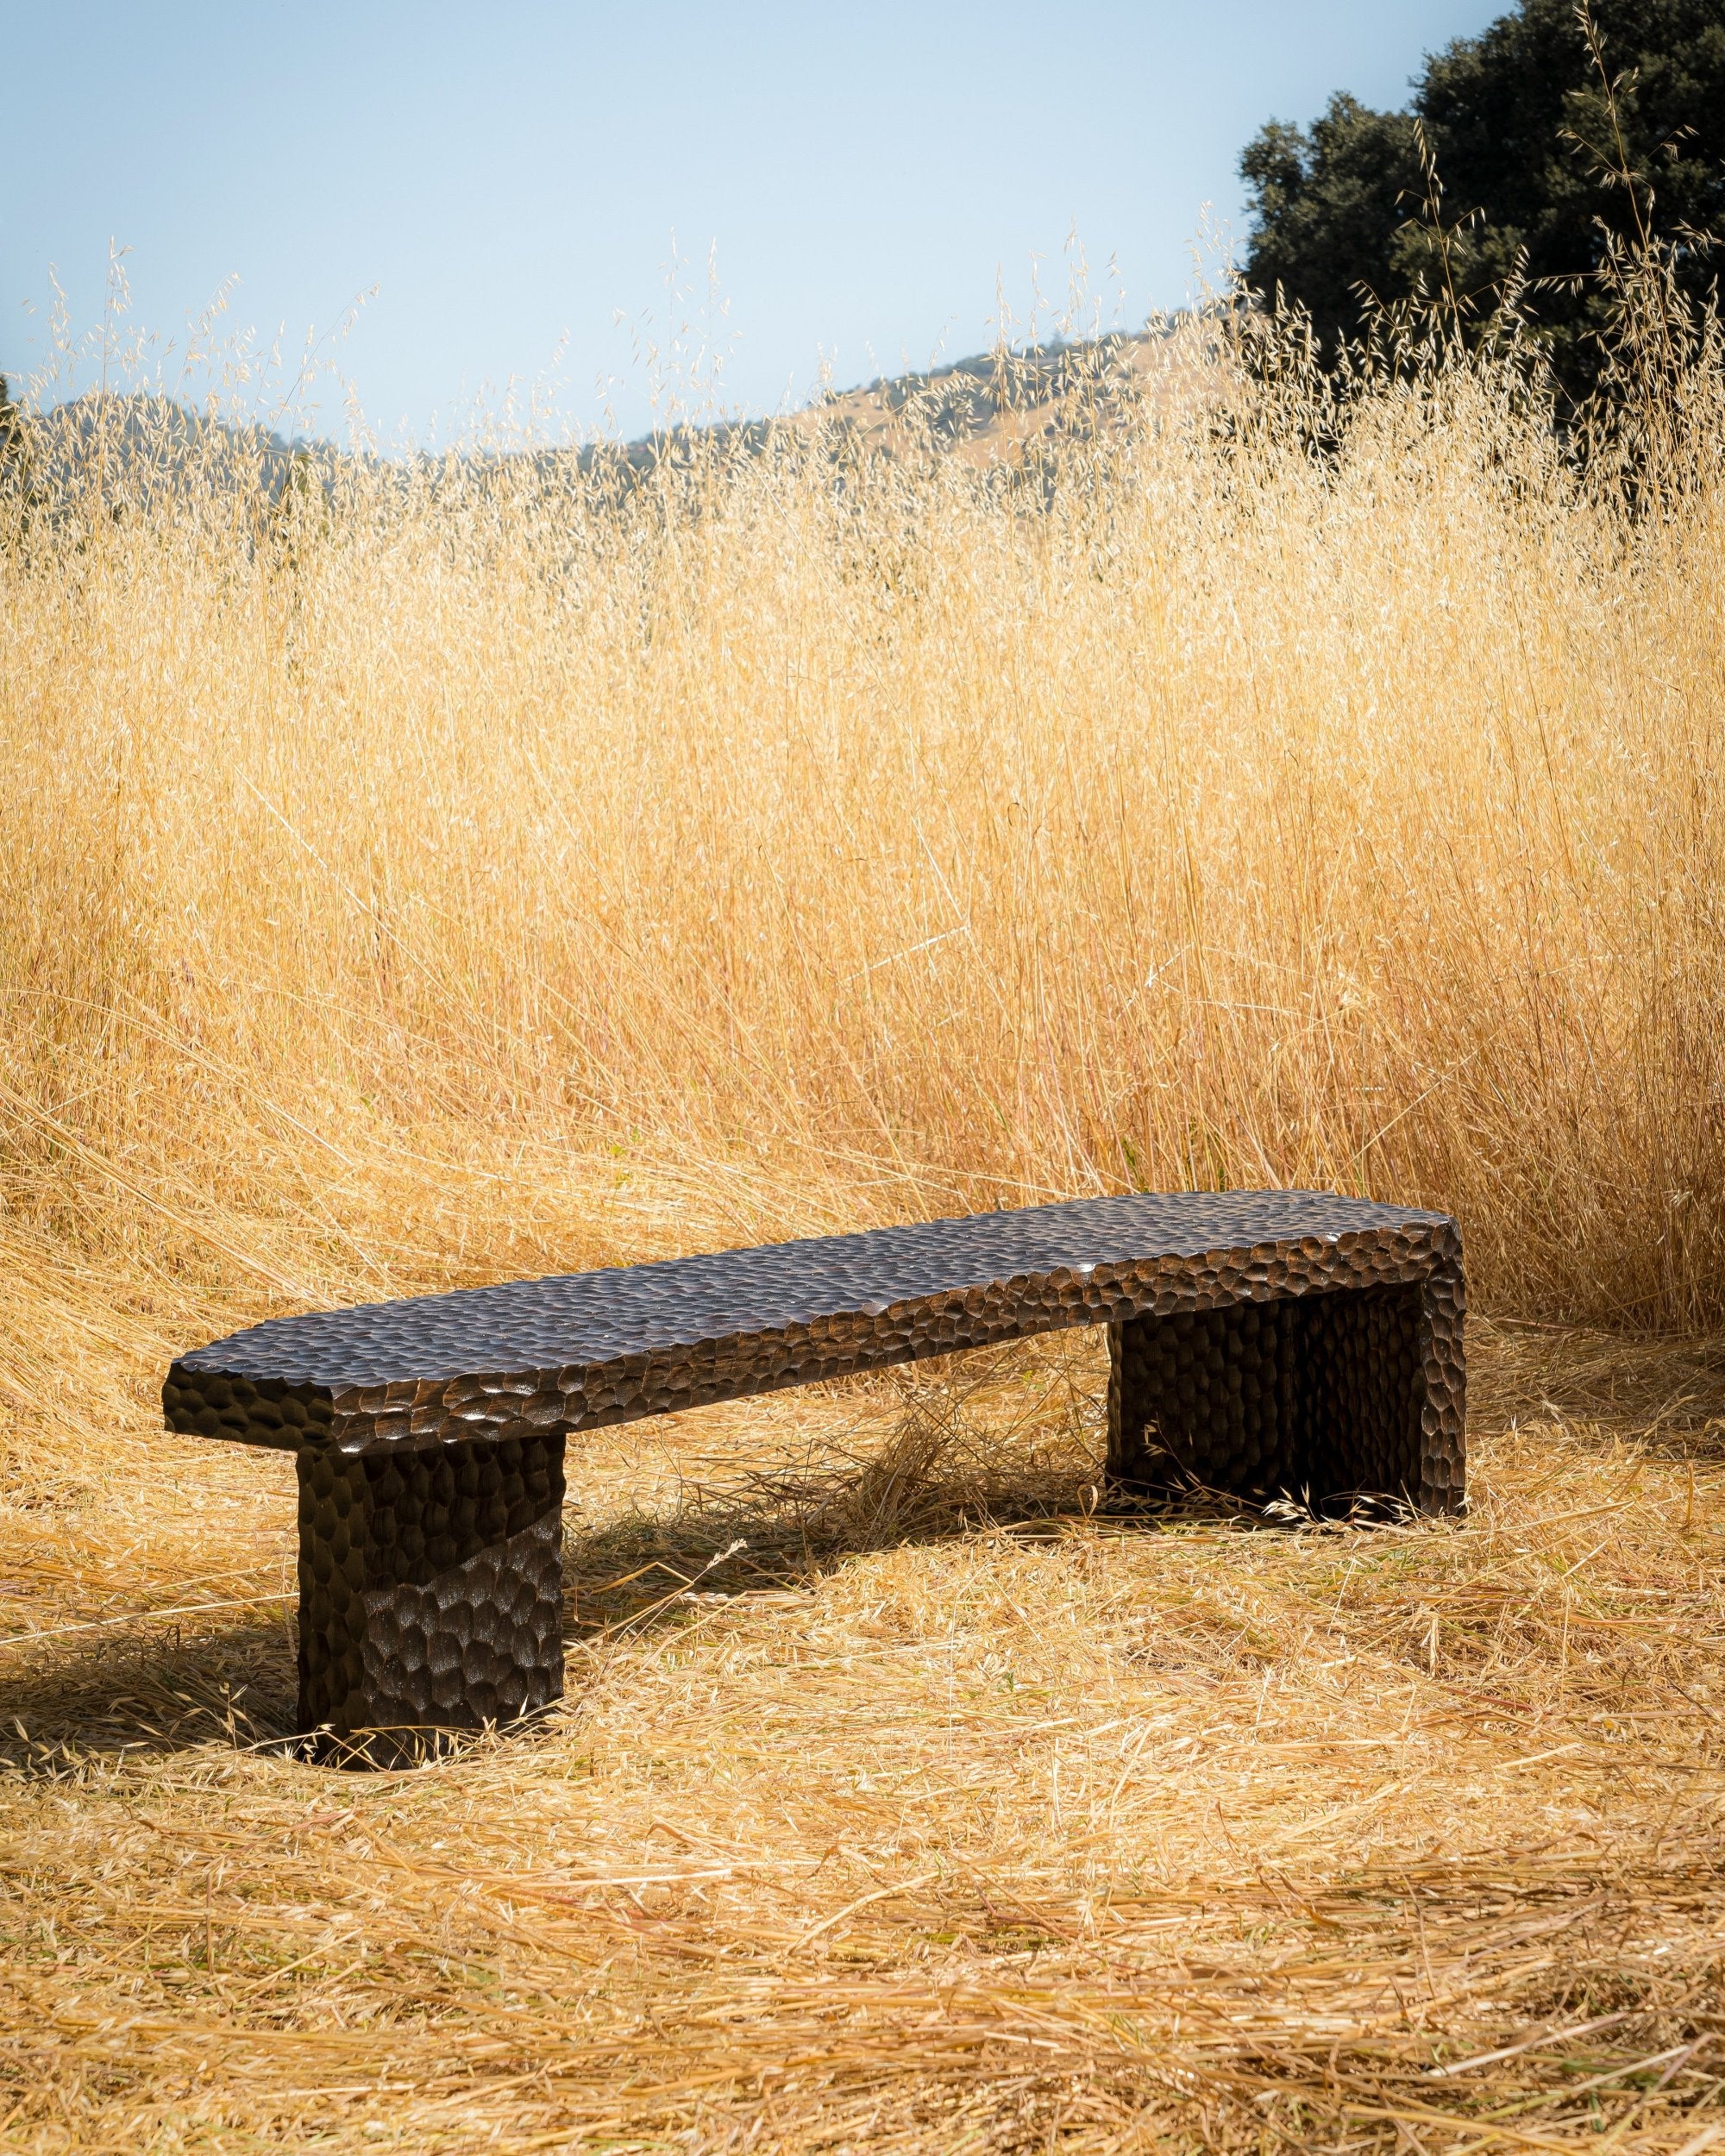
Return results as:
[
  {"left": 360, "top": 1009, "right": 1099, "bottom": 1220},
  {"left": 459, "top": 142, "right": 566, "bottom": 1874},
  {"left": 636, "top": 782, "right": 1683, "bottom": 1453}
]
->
[
  {"left": 1413, "top": 1250, "right": 1467, "bottom": 1514},
  {"left": 1106, "top": 1299, "right": 1302, "bottom": 1502},
  {"left": 1293, "top": 1283, "right": 1424, "bottom": 1503},
  {"left": 1107, "top": 1275, "right": 1465, "bottom": 1514},
  {"left": 296, "top": 1433, "right": 566, "bottom": 1764}
]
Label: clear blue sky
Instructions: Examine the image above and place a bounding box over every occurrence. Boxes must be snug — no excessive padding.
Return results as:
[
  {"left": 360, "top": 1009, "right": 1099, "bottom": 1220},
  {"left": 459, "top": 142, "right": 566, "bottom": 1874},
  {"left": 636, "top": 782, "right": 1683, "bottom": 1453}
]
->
[{"left": 6, "top": 1, "right": 1503, "bottom": 444}]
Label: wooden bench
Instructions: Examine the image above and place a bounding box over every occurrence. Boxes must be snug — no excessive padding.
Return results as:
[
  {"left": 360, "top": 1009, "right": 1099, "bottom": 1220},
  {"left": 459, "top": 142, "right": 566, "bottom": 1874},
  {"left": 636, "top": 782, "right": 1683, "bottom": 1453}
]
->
[{"left": 163, "top": 1190, "right": 1465, "bottom": 1763}]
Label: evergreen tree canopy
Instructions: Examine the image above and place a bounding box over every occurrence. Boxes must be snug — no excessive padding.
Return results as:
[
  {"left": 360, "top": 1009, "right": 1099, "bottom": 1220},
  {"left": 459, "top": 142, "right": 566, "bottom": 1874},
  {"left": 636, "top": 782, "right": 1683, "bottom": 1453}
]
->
[{"left": 1239, "top": 0, "right": 1725, "bottom": 388}]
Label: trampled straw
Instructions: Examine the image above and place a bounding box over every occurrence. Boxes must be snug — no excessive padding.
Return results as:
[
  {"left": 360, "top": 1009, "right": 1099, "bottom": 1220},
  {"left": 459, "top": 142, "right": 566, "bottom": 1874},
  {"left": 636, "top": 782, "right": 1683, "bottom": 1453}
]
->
[{"left": 3, "top": 297, "right": 1725, "bottom": 2148}]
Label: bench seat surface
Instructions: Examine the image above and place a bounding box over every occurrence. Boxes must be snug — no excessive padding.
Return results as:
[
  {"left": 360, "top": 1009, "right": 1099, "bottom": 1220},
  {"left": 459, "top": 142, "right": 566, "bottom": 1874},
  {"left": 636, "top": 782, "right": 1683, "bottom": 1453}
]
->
[{"left": 164, "top": 1190, "right": 1462, "bottom": 1458}]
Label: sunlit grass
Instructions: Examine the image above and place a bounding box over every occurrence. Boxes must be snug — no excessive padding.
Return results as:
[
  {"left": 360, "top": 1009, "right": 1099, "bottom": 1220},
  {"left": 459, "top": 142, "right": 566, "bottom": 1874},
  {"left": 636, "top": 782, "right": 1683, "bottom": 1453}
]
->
[{"left": 3, "top": 298, "right": 1725, "bottom": 2148}]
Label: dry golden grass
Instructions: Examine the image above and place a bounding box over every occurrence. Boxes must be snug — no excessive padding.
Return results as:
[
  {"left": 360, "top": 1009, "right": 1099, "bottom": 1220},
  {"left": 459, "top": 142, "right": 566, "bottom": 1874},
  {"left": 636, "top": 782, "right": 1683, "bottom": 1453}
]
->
[
  {"left": 7, "top": 1330, "right": 1725, "bottom": 2150},
  {"left": 3, "top": 309, "right": 1725, "bottom": 2148}
]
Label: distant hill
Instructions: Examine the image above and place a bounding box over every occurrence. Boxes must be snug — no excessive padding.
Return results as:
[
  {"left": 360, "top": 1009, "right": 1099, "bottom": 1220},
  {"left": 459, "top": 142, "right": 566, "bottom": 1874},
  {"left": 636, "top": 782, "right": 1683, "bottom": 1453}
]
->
[
  {"left": 3, "top": 327, "right": 1207, "bottom": 511},
  {"left": 795, "top": 329, "right": 1197, "bottom": 466},
  {"left": 9, "top": 392, "right": 317, "bottom": 506}
]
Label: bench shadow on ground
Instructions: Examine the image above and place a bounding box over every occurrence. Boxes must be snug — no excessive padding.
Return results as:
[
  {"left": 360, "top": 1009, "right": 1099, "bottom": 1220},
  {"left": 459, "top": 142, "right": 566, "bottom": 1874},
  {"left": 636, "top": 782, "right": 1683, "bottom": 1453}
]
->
[
  {"left": 564, "top": 1374, "right": 1113, "bottom": 1639},
  {"left": 0, "top": 1425, "right": 1093, "bottom": 1776},
  {"left": 569, "top": 1321, "right": 1725, "bottom": 1638},
  {"left": 0, "top": 1360, "right": 1112, "bottom": 1771},
  {"left": 9, "top": 1328, "right": 1725, "bottom": 1772},
  {"left": 0, "top": 1614, "right": 300, "bottom": 1773}
]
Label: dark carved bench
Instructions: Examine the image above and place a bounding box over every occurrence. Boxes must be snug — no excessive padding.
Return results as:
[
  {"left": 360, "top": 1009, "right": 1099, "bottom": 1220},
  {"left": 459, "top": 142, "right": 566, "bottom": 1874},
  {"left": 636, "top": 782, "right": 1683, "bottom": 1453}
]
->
[{"left": 162, "top": 1190, "right": 1465, "bottom": 1762}]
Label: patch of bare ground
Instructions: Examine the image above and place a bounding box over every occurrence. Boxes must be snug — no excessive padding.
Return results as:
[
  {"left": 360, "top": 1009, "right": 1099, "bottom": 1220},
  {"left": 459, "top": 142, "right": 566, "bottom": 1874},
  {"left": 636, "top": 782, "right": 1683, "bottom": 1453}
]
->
[{"left": 3, "top": 1319, "right": 1725, "bottom": 2151}]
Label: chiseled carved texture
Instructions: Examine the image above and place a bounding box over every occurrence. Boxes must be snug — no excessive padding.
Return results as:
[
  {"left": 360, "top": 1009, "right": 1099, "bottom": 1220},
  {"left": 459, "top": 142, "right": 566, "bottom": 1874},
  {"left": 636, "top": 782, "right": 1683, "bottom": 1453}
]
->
[
  {"left": 1110, "top": 1298, "right": 1306, "bottom": 1500},
  {"left": 1107, "top": 1266, "right": 1465, "bottom": 1514},
  {"left": 167, "top": 1191, "right": 1465, "bottom": 1756},
  {"left": 165, "top": 1194, "right": 1465, "bottom": 1501},
  {"left": 296, "top": 1432, "right": 565, "bottom": 1762}
]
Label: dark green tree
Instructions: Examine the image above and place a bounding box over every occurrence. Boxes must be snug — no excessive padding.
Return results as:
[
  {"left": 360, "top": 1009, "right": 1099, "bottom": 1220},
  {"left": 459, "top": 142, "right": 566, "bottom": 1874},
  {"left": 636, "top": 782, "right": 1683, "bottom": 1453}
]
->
[
  {"left": 0, "top": 375, "right": 22, "bottom": 467},
  {"left": 0, "top": 374, "right": 33, "bottom": 537},
  {"left": 1239, "top": 0, "right": 1725, "bottom": 390}
]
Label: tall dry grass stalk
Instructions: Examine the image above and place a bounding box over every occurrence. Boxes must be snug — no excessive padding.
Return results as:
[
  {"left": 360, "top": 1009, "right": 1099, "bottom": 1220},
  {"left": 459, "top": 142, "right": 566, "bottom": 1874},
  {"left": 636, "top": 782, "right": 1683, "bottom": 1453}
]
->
[
  {"left": 4, "top": 299, "right": 1725, "bottom": 2150},
  {"left": 5, "top": 310, "right": 1725, "bottom": 1420}
]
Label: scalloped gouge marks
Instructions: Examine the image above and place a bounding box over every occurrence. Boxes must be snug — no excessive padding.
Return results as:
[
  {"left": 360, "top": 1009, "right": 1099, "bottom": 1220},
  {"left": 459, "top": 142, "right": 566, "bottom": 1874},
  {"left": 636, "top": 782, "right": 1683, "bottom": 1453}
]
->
[{"left": 163, "top": 1190, "right": 1465, "bottom": 1759}]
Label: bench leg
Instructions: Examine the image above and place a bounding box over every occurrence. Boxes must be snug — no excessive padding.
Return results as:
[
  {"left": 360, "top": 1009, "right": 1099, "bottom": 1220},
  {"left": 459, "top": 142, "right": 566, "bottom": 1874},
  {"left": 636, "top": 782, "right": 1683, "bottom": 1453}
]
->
[
  {"left": 1107, "top": 1278, "right": 1464, "bottom": 1515},
  {"left": 295, "top": 1433, "right": 566, "bottom": 1765}
]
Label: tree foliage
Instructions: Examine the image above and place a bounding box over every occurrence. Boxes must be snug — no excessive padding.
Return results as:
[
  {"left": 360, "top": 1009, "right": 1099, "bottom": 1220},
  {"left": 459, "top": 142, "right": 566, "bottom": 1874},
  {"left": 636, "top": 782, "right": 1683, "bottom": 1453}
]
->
[
  {"left": 0, "top": 376, "right": 23, "bottom": 466},
  {"left": 1239, "top": 0, "right": 1725, "bottom": 390}
]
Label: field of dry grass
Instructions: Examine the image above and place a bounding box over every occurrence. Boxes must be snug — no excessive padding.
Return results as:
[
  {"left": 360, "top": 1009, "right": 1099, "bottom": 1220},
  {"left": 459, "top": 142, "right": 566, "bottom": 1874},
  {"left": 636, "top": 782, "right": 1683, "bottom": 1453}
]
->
[{"left": 3, "top": 308, "right": 1725, "bottom": 2150}]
